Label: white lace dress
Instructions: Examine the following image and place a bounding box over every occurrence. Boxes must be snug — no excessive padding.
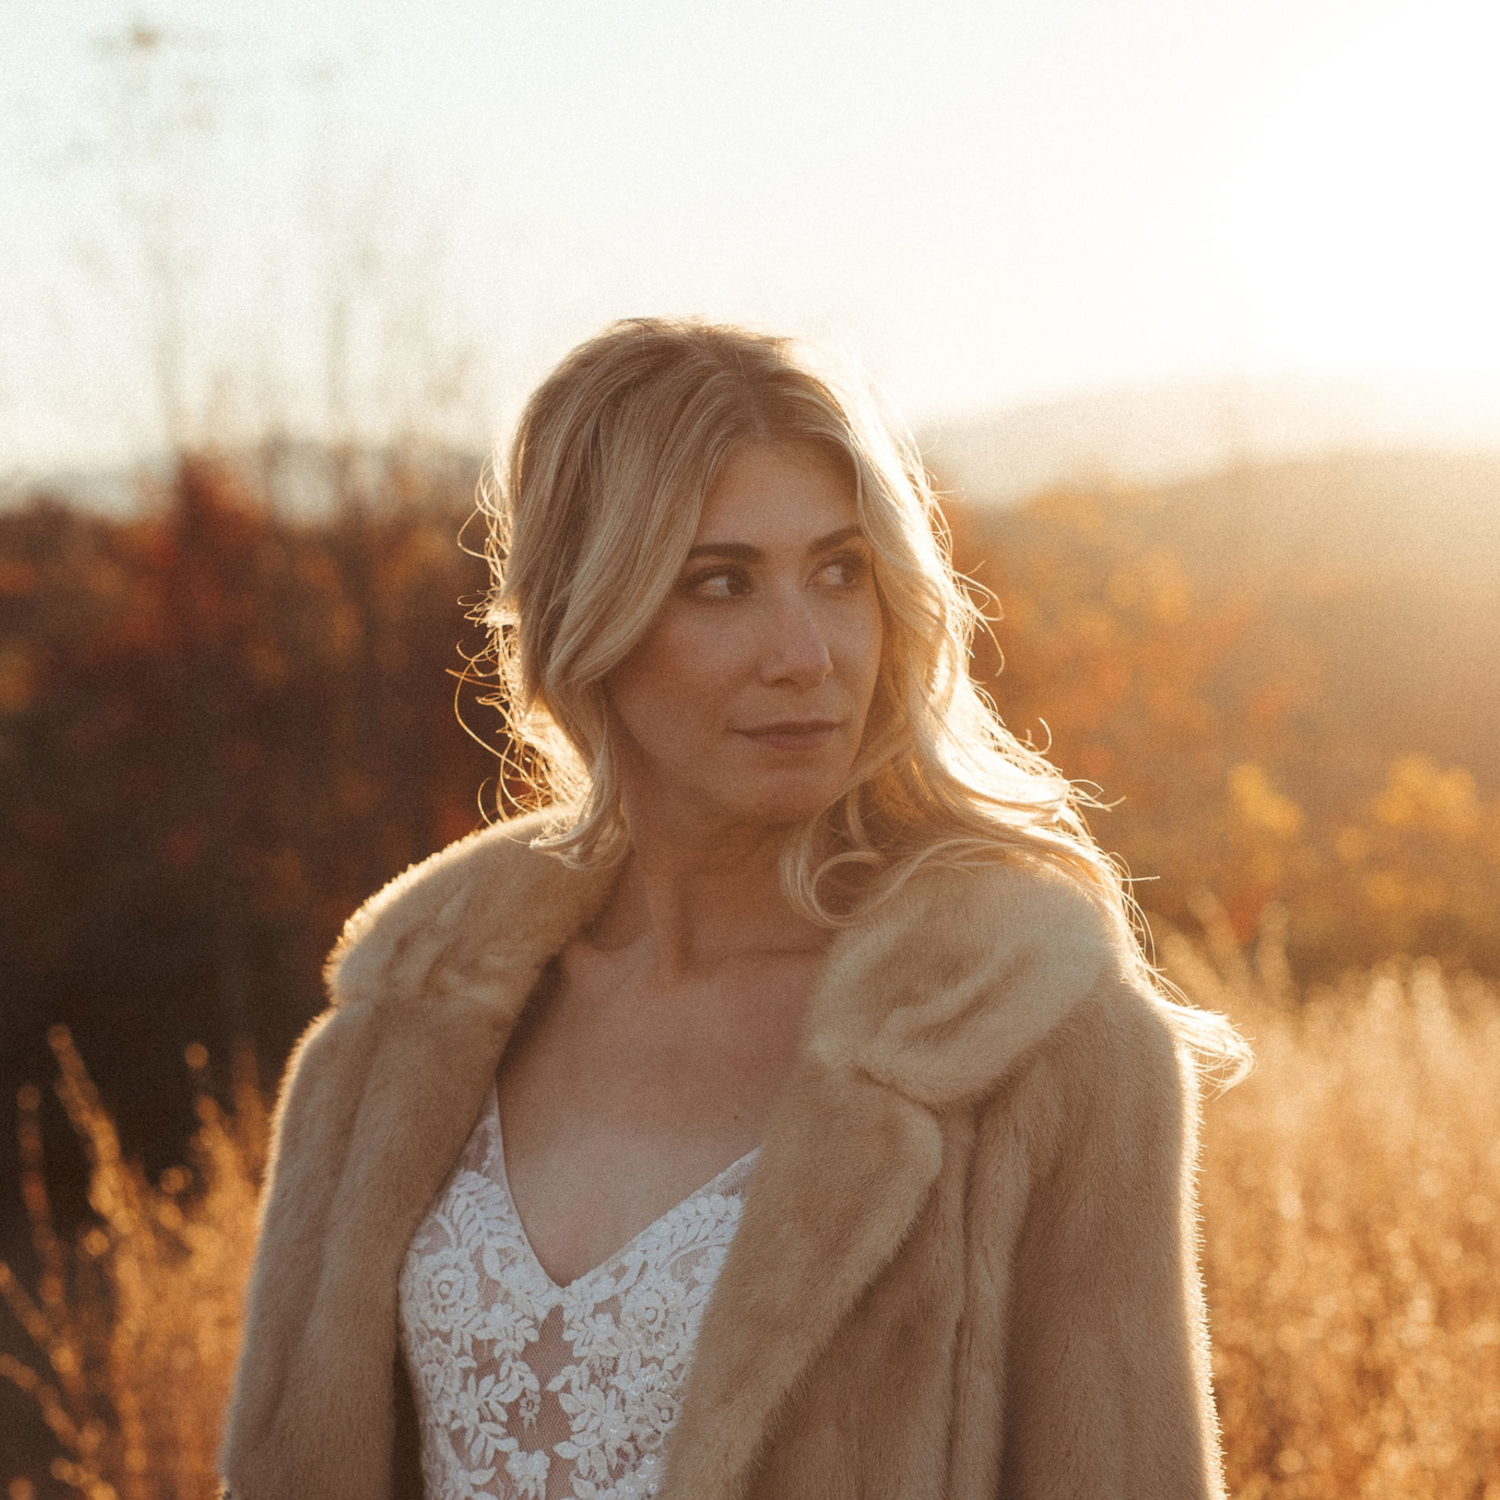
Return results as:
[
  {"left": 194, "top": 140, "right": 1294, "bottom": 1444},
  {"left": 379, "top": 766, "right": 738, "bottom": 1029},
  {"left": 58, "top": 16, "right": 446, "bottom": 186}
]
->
[{"left": 398, "top": 1084, "right": 760, "bottom": 1500}]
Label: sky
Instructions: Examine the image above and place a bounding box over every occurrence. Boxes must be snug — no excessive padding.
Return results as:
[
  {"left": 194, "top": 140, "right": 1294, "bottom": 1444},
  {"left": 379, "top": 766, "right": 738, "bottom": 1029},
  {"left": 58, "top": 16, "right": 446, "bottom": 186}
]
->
[{"left": 2, "top": 0, "right": 1499, "bottom": 474}]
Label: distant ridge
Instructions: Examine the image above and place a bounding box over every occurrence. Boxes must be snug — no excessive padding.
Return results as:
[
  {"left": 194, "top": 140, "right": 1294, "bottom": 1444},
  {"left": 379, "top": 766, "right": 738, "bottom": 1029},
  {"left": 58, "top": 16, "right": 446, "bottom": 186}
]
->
[
  {"left": 1118, "top": 449, "right": 1500, "bottom": 591},
  {"left": 7, "top": 372, "right": 1500, "bottom": 529},
  {"left": 966, "top": 446, "right": 1500, "bottom": 785},
  {"left": 919, "top": 372, "right": 1500, "bottom": 505}
]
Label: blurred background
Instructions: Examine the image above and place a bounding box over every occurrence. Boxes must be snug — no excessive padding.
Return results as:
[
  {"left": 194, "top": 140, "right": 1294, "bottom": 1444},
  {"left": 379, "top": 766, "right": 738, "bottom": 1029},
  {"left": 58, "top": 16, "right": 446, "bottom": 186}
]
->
[{"left": 2, "top": 2, "right": 1498, "bottom": 1496}]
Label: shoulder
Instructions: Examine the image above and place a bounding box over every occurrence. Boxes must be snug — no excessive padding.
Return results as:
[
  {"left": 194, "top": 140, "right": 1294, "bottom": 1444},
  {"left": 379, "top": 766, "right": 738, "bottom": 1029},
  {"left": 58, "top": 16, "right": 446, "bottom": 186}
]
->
[
  {"left": 266, "top": 805, "right": 612, "bottom": 1129},
  {"left": 324, "top": 805, "right": 553, "bottom": 1008},
  {"left": 324, "top": 805, "right": 610, "bottom": 1011},
  {"left": 813, "top": 853, "right": 1172, "bottom": 1109},
  {"left": 1026, "top": 972, "right": 1194, "bottom": 1153}
]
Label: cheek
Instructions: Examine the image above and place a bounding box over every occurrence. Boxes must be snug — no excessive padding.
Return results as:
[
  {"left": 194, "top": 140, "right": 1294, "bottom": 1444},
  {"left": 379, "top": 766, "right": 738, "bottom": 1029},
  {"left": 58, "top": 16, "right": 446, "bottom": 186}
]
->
[
  {"left": 840, "top": 599, "right": 885, "bottom": 706},
  {"left": 608, "top": 612, "right": 742, "bottom": 734}
]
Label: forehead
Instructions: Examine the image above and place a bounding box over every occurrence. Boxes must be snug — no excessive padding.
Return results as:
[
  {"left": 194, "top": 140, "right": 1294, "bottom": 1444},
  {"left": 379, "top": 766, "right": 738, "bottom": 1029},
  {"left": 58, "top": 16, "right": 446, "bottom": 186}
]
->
[{"left": 695, "top": 441, "right": 857, "bottom": 544}]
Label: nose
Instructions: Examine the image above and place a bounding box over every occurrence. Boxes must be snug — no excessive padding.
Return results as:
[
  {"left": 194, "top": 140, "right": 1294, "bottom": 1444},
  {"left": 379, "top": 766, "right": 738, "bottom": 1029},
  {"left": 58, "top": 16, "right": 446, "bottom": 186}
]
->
[{"left": 759, "top": 591, "right": 833, "bottom": 690}]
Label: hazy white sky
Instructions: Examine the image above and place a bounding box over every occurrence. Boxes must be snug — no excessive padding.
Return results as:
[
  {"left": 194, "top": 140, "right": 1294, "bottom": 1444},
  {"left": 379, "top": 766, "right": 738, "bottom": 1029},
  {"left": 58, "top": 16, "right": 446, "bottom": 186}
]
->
[{"left": 2, "top": 0, "right": 1497, "bottom": 470}]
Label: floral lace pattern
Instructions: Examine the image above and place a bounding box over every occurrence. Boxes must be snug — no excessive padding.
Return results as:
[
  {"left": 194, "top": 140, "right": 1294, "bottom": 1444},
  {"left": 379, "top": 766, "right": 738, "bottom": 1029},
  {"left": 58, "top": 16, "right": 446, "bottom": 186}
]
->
[{"left": 398, "top": 1085, "right": 759, "bottom": 1500}]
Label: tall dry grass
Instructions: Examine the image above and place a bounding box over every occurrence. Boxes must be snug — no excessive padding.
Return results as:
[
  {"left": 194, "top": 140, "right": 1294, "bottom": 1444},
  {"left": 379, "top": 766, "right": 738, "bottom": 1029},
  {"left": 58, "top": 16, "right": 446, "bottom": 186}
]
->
[
  {"left": 4, "top": 932, "right": 1499, "bottom": 1499},
  {"left": 1171, "top": 910, "right": 1500, "bottom": 1499},
  {"left": 1, "top": 1029, "right": 264, "bottom": 1500}
]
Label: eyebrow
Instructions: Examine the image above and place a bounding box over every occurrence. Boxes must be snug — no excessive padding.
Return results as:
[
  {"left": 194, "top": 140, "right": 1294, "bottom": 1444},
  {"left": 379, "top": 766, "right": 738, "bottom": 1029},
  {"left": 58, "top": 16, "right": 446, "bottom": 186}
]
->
[{"left": 684, "top": 524, "right": 864, "bottom": 562}]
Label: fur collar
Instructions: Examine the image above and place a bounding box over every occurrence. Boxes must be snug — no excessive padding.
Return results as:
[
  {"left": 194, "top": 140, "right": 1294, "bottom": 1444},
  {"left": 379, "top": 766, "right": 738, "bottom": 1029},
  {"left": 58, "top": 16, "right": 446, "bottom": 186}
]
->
[
  {"left": 320, "top": 806, "right": 1136, "bottom": 1495},
  {"left": 327, "top": 807, "right": 1129, "bottom": 1110}
]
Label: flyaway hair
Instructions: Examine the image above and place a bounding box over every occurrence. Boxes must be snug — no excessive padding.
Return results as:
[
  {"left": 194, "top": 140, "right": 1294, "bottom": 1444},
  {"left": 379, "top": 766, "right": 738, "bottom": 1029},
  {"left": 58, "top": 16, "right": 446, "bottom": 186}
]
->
[{"left": 478, "top": 317, "right": 1249, "bottom": 1083}]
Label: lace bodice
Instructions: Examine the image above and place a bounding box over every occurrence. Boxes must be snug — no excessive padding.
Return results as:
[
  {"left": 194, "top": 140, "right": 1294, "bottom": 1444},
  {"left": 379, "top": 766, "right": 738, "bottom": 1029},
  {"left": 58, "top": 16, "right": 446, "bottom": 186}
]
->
[{"left": 398, "top": 1085, "right": 760, "bottom": 1500}]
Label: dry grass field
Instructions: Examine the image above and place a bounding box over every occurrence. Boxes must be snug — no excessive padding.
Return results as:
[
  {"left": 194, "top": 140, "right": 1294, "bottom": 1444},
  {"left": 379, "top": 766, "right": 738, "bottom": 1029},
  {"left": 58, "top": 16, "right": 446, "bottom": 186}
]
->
[
  {"left": 1176, "top": 915, "right": 1500, "bottom": 1500},
  {"left": 4, "top": 927, "right": 1499, "bottom": 1500},
  {"left": 1, "top": 1035, "right": 265, "bottom": 1500}
]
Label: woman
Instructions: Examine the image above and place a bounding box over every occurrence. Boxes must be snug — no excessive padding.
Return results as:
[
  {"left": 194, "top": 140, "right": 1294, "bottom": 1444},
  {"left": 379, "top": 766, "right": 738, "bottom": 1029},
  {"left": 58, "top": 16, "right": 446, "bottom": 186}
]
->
[{"left": 221, "top": 318, "right": 1248, "bottom": 1500}]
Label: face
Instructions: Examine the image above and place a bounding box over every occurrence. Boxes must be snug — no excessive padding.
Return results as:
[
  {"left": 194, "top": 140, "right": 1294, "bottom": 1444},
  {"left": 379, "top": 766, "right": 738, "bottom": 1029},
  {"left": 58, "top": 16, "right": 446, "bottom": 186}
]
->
[{"left": 605, "top": 441, "right": 883, "bottom": 836}]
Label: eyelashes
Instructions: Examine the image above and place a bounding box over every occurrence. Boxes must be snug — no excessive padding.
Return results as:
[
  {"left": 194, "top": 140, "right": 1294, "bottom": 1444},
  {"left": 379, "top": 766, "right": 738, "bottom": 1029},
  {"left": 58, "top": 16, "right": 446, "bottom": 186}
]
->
[
  {"left": 680, "top": 550, "right": 872, "bottom": 601},
  {"left": 684, "top": 566, "right": 751, "bottom": 600},
  {"left": 821, "top": 551, "right": 871, "bottom": 587}
]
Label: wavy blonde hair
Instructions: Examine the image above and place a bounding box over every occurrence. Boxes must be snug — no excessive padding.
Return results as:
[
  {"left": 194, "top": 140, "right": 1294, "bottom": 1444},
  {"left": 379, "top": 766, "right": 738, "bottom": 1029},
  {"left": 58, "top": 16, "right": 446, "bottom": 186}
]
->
[{"left": 480, "top": 317, "right": 1247, "bottom": 1075}]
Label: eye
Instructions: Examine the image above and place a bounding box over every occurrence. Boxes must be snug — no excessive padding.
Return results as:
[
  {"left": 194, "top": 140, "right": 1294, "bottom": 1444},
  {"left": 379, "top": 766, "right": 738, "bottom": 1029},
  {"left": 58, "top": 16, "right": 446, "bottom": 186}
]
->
[
  {"left": 817, "top": 550, "right": 871, "bottom": 589},
  {"left": 683, "top": 565, "right": 751, "bottom": 601}
]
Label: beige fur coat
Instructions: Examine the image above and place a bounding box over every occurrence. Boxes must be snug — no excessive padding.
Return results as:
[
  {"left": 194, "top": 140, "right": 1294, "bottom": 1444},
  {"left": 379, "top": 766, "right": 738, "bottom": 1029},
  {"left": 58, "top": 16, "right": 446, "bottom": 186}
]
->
[{"left": 221, "top": 809, "right": 1226, "bottom": 1499}]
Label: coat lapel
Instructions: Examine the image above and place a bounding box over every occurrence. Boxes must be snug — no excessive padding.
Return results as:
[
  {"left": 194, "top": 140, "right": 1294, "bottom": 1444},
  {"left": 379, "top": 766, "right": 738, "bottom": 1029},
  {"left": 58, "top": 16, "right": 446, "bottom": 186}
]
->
[
  {"left": 225, "top": 815, "right": 621, "bottom": 1500},
  {"left": 658, "top": 868, "right": 966, "bottom": 1499},
  {"left": 324, "top": 816, "right": 1116, "bottom": 1500},
  {"left": 661, "top": 855, "right": 1118, "bottom": 1497},
  {"left": 661, "top": 1050, "right": 943, "bottom": 1498}
]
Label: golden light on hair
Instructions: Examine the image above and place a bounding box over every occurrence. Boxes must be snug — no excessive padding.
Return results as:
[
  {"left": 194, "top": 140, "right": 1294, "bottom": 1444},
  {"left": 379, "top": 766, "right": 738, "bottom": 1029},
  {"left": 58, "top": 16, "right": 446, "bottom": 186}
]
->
[{"left": 478, "top": 316, "right": 1249, "bottom": 1074}]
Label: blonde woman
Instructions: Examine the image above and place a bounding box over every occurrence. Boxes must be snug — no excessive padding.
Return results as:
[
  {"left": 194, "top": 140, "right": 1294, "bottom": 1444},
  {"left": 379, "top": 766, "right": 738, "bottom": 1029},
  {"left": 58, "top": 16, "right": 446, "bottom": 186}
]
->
[{"left": 221, "top": 319, "right": 1247, "bottom": 1500}]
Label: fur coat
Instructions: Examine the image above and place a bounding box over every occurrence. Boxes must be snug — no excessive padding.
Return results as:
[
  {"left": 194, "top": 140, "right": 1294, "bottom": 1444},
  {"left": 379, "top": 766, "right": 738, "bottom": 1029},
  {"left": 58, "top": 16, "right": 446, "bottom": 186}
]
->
[{"left": 220, "top": 808, "right": 1227, "bottom": 1499}]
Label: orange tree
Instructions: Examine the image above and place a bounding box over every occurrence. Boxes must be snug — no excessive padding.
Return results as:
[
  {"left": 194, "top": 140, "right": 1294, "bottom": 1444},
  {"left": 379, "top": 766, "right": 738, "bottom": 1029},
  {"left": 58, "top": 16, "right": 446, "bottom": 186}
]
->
[
  {"left": 0, "top": 453, "right": 505, "bottom": 1268},
  {"left": 945, "top": 484, "right": 1500, "bottom": 977}
]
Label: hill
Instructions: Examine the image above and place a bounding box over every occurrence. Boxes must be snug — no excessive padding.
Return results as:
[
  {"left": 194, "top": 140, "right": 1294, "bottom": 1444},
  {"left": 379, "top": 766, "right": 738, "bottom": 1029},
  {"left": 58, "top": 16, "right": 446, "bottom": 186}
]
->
[
  {"left": 1, "top": 441, "right": 1497, "bottom": 1290},
  {"left": 941, "top": 448, "right": 1500, "bottom": 973},
  {"left": 919, "top": 373, "right": 1500, "bottom": 505},
  {"left": 1128, "top": 449, "right": 1500, "bottom": 592}
]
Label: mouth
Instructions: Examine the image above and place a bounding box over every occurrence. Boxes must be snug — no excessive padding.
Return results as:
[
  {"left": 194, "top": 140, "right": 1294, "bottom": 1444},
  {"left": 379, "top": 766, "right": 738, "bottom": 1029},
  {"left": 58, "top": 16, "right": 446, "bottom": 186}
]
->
[{"left": 735, "top": 719, "right": 844, "bottom": 751}]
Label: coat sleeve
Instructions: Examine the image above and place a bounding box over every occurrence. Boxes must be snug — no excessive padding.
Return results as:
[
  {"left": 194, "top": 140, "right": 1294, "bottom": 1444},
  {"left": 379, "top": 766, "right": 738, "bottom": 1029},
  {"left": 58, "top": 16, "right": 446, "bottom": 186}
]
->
[
  {"left": 218, "top": 1001, "right": 409, "bottom": 1500},
  {"left": 989, "top": 978, "right": 1226, "bottom": 1500}
]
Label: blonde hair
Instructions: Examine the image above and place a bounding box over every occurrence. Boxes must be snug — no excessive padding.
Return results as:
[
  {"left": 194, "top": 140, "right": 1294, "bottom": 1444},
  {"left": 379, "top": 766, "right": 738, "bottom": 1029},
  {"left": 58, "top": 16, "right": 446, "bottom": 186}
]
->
[{"left": 480, "top": 318, "right": 1248, "bottom": 1076}]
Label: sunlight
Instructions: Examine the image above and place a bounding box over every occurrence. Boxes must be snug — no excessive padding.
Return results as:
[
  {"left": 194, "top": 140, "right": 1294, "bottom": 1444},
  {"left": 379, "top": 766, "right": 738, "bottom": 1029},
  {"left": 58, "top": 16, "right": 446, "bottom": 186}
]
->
[{"left": 1219, "top": 2, "right": 1500, "bottom": 379}]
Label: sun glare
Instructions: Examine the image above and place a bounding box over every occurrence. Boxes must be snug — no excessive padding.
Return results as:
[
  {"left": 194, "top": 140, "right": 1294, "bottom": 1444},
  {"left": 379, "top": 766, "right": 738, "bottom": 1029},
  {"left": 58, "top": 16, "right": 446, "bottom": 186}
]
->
[{"left": 1219, "top": 3, "right": 1500, "bottom": 380}]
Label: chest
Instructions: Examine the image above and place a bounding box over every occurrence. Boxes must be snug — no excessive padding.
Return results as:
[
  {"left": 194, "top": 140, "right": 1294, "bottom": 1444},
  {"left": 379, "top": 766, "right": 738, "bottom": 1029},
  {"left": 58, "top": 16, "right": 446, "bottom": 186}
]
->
[
  {"left": 495, "top": 950, "right": 814, "bottom": 1287},
  {"left": 398, "top": 1082, "right": 759, "bottom": 1500}
]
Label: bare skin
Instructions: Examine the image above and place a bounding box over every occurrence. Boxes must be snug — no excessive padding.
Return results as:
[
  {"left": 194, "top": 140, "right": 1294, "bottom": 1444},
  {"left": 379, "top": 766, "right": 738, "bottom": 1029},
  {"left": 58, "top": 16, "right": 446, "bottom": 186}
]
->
[{"left": 496, "top": 440, "right": 883, "bottom": 1287}]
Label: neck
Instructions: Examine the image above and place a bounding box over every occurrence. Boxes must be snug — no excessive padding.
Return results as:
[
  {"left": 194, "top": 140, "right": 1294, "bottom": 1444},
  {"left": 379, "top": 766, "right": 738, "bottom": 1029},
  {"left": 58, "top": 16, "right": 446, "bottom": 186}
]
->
[{"left": 590, "top": 789, "right": 829, "bottom": 986}]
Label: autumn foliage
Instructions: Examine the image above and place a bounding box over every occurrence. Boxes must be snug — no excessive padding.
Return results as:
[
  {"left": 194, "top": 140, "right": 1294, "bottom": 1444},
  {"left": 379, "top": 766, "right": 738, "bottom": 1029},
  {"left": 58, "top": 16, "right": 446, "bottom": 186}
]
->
[
  {"left": 3, "top": 448, "right": 1498, "bottom": 1496},
  {"left": 0, "top": 454, "right": 499, "bottom": 1205},
  {"left": 945, "top": 481, "right": 1500, "bottom": 975}
]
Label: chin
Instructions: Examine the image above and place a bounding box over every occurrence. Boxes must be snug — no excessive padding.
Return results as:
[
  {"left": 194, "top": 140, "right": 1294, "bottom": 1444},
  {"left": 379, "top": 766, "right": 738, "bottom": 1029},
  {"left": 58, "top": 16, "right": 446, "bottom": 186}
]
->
[{"left": 722, "top": 771, "right": 846, "bottom": 830}]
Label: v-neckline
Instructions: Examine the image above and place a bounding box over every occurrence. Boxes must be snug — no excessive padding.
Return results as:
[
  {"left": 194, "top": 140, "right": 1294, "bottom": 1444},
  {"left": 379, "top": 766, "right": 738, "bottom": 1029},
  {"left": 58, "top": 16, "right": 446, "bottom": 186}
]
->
[{"left": 483, "top": 1084, "right": 761, "bottom": 1294}]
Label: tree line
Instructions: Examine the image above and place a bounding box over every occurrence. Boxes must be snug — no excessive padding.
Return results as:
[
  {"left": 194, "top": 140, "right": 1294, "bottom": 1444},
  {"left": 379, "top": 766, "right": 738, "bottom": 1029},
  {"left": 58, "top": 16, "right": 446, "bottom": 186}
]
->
[{"left": 3, "top": 447, "right": 1497, "bottom": 1238}]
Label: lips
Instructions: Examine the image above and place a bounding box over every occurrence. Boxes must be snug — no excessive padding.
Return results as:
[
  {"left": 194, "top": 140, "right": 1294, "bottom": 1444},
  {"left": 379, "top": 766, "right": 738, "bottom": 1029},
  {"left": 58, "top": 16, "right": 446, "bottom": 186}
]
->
[{"left": 736, "top": 719, "right": 843, "bottom": 751}]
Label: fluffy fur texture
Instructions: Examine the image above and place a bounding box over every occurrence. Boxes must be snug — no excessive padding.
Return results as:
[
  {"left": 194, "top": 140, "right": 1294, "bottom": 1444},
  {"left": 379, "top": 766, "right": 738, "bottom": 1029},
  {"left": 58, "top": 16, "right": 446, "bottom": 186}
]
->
[{"left": 220, "top": 809, "right": 1225, "bottom": 1499}]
